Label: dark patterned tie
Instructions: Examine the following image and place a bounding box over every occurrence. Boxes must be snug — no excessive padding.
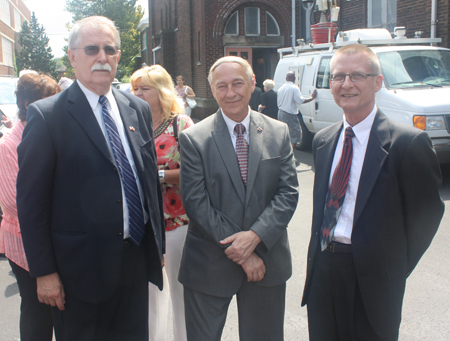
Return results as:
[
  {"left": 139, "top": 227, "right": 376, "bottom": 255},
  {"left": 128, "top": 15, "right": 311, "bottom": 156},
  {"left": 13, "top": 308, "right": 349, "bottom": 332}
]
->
[
  {"left": 234, "top": 123, "right": 248, "bottom": 187},
  {"left": 99, "top": 95, "right": 145, "bottom": 245},
  {"left": 320, "top": 127, "right": 355, "bottom": 251}
]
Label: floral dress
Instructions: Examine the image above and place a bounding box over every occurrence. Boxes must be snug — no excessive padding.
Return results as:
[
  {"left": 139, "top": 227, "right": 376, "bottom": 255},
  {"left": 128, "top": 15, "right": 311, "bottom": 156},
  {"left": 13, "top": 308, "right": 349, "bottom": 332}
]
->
[
  {"left": 175, "top": 85, "right": 189, "bottom": 108},
  {"left": 154, "top": 114, "right": 193, "bottom": 231}
]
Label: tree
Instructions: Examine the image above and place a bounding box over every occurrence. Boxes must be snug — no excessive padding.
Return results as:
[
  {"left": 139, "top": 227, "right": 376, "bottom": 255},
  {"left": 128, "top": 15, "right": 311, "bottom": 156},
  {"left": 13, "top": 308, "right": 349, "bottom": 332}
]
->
[
  {"left": 16, "top": 12, "right": 57, "bottom": 78},
  {"left": 65, "top": 0, "right": 144, "bottom": 79}
]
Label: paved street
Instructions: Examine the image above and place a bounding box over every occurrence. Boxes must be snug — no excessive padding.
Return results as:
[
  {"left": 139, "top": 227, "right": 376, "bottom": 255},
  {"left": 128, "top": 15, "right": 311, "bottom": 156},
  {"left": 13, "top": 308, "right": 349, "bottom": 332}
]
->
[{"left": 1, "top": 149, "right": 449, "bottom": 340}]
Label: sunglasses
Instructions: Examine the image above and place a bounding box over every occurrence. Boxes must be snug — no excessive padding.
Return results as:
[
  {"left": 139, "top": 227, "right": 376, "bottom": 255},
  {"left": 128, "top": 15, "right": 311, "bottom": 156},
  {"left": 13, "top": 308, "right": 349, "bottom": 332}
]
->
[{"left": 74, "top": 45, "right": 119, "bottom": 56}]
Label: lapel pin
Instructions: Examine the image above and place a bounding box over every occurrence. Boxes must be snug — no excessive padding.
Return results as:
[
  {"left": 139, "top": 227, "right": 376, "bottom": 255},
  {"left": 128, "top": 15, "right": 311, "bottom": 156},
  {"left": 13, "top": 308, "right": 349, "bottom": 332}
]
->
[
  {"left": 129, "top": 126, "right": 135, "bottom": 132},
  {"left": 257, "top": 126, "right": 263, "bottom": 133}
]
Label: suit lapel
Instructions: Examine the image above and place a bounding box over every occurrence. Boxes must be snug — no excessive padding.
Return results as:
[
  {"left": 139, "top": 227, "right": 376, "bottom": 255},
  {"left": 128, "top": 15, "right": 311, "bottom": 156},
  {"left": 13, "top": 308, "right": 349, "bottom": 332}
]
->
[
  {"left": 113, "top": 89, "right": 145, "bottom": 174},
  {"left": 67, "top": 82, "right": 114, "bottom": 164},
  {"left": 353, "top": 111, "right": 390, "bottom": 224},
  {"left": 211, "top": 110, "right": 246, "bottom": 206},
  {"left": 245, "top": 111, "right": 263, "bottom": 206},
  {"left": 313, "top": 123, "right": 342, "bottom": 227}
]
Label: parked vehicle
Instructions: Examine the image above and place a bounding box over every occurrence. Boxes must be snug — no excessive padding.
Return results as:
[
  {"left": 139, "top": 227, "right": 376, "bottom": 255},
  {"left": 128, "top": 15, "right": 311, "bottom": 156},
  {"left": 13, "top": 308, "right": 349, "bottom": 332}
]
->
[
  {"left": 273, "top": 28, "right": 450, "bottom": 163},
  {"left": 0, "top": 76, "right": 19, "bottom": 133}
]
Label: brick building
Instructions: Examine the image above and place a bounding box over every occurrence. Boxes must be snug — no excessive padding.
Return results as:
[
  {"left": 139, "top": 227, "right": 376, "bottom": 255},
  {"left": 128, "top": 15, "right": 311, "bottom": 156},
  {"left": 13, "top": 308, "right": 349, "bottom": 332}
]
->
[
  {"left": 143, "top": 0, "right": 450, "bottom": 118},
  {"left": 0, "top": 0, "right": 30, "bottom": 75}
]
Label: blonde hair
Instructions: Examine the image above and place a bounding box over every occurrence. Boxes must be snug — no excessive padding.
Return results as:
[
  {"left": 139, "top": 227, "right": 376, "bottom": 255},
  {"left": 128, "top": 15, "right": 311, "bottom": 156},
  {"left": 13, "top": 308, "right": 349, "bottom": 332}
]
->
[
  {"left": 331, "top": 44, "right": 381, "bottom": 75},
  {"left": 130, "top": 65, "right": 184, "bottom": 120},
  {"left": 263, "top": 79, "right": 275, "bottom": 90}
]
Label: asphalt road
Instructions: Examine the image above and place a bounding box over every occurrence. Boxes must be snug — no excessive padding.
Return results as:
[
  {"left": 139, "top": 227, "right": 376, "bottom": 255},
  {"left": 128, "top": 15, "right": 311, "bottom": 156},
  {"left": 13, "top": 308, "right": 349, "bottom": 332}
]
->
[{"left": 1, "top": 149, "right": 449, "bottom": 340}]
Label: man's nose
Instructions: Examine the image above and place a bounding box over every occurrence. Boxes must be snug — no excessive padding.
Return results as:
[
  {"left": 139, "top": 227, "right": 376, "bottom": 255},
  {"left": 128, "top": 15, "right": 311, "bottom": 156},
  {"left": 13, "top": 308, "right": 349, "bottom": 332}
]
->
[{"left": 341, "top": 75, "right": 354, "bottom": 88}]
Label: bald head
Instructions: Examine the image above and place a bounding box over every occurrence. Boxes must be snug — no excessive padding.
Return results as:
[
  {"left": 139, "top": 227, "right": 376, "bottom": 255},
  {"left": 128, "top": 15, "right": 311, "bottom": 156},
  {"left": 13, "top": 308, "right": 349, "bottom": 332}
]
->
[{"left": 286, "top": 71, "right": 295, "bottom": 82}]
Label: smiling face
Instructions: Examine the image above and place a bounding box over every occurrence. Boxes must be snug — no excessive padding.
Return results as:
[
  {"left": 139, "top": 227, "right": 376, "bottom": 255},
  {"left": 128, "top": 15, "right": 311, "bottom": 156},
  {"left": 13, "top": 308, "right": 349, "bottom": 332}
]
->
[
  {"left": 210, "top": 62, "right": 255, "bottom": 122},
  {"left": 330, "top": 52, "right": 383, "bottom": 126},
  {"left": 68, "top": 26, "right": 120, "bottom": 95}
]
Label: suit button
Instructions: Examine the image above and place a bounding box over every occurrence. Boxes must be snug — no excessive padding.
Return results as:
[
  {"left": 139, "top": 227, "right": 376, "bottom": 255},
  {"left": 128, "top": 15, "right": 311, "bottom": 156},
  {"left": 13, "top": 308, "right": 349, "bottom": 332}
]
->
[
  {"left": 116, "top": 199, "right": 122, "bottom": 205},
  {"left": 113, "top": 167, "right": 117, "bottom": 172},
  {"left": 117, "top": 232, "right": 123, "bottom": 237}
]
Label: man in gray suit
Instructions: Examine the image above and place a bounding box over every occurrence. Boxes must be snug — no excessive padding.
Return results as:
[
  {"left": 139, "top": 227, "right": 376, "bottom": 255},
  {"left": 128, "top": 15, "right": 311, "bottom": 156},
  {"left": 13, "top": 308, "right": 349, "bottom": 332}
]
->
[{"left": 179, "top": 56, "right": 299, "bottom": 340}]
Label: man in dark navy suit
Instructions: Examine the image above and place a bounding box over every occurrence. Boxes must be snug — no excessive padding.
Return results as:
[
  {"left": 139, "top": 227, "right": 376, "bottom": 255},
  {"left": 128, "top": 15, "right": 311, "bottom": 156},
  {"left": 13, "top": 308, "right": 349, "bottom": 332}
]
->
[{"left": 17, "top": 16, "right": 164, "bottom": 340}]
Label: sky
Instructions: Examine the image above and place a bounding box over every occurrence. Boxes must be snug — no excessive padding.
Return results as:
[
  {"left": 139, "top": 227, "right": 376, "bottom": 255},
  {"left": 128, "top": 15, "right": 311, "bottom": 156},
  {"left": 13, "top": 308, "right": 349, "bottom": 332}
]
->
[{"left": 23, "top": 0, "right": 149, "bottom": 58}]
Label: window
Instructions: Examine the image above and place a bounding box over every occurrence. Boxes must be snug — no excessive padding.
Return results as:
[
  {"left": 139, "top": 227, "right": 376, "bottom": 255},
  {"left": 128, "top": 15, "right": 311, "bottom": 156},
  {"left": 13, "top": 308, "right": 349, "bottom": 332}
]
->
[
  {"left": 245, "top": 7, "right": 260, "bottom": 36},
  {"left": 0, "top": 0, "right": 10, "bottom": 27},
  {"left": 14, "top": 8, "right": 20, "bottom": 31},
  {"left": 224, "top": 11, "right": 238, "bottom": 35},
  {"left": 316, "top": 57, "right": 331, "bottom": 89},
  {"left": 141, "top": 30, "right": 147, "bottom": 51},
  {"left": 266, "top": 12, "right": 280, "bottom": 36},
  {"left": 2, "top": 36, "right": 13, "bottom": 67},
  {"left": 367, "top": 0, "right": 397, "bottom": 33}
]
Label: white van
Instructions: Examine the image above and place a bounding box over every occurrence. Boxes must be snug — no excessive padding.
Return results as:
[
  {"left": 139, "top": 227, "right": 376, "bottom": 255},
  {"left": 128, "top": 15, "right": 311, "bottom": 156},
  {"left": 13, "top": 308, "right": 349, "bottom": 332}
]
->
[{"left": 273, "top": 28, "right": 450, "bottom": 163}]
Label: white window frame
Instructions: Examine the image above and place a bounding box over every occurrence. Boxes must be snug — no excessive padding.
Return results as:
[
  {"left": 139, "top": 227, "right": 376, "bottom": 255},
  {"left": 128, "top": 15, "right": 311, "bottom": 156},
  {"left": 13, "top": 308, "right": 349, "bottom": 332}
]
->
[
  {"left": 141, "top": 30, "right": 147, "bottom": 51},
  {"left": 14, "top": 7, "right": 21, "bottom": 31},
  {"left": 367, "top": 0, "right": 397, "bottom": 32},
  {"left": 245, "top": 7, "right": 260, "bottom": 36},
  {"left": 2, "top": 36, "right": 13, "bottom": 67},
  {"left": 224, "top": 11, "right": 239, "bottom": 36},
  {"left": 0, "top": 0, "right": 11, "bottom": 27},
  {"left": 266, "top": 11, "right": 280, "bottom": 36}
]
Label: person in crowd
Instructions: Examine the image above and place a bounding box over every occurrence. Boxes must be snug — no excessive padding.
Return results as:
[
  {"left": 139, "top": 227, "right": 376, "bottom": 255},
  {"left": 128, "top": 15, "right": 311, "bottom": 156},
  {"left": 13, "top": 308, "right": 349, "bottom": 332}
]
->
[
  {"left": 178, "top": 56, "right": 299, "bottom": 340},
  {"left": 58, "top": 77, "right": 73, "bottom": 90},
  {"left": 1, "top": 115, "right": 13, "bottom": 129},
  {"left": 258, "top": 79, "right": 278, "bottom": 120},
  {"left": 0, "top": 73, "right": 61, "bottom": 341},
  {"left": 16, "top": 16, "right": 165, "bottom": 341},
  {"left": 302, "top": 44, "right": 444, "bottom": 340},
  {"left": 249, "top": 84, "right": 262, "bottom": 111},
  {"left": 131, "top": 65, "right": 193, "bottom": 341},
  {"left": 175, "top": 75, "right": 196, "bottom": 117},
  {"left": 277, "top": 71, "right": 317, "bottom": 155}
]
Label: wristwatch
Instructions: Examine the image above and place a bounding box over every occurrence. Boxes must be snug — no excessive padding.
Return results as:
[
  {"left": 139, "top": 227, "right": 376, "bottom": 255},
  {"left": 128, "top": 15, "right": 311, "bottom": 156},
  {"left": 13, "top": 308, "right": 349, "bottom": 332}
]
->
[{"left": 159, "top": 170, "right": 165, "bottom": 183}]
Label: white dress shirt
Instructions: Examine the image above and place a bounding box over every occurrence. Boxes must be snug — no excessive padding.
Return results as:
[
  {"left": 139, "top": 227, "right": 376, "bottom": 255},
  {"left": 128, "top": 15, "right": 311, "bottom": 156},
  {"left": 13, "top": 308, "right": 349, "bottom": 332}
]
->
[
  {"left": 329, "top": 105, "right": 377, "bottom": 244},
  {"left": 277, "top": 81, "right": 305, "bottom": 115},
  {"left": 221, "top": 107, "right": 251, "bottom": 150},
  {"left": 77, "top": 80, "right": 148, "bottom": 238}
]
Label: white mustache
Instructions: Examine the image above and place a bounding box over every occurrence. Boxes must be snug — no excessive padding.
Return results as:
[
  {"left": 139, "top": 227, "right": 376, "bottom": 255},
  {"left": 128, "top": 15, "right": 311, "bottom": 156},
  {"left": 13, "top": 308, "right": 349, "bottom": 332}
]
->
[{"left": 91, "top": 63, "right": 112, "bottom": 72}]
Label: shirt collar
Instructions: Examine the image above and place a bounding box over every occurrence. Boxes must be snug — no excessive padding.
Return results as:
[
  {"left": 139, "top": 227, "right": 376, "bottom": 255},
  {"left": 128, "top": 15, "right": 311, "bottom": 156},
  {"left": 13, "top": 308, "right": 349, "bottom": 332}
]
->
[
  {"left": 221, "top": 107, "right": 251, "bottom": 136},
  {"left": 77, "top": 80, "right": 113, "bottom": 111},
  {"left": 343, "top": 105, "right": 377, "bottom": 146}
]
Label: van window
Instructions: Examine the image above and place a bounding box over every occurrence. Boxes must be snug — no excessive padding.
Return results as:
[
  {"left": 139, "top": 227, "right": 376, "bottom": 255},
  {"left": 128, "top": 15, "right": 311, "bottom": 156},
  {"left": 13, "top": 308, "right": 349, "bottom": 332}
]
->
[
  {"left": 316, "top": 56, "right": 332, "bottom": 89},
  {"left": 378, "top": 50, "right": 450, "bottom": 88}
]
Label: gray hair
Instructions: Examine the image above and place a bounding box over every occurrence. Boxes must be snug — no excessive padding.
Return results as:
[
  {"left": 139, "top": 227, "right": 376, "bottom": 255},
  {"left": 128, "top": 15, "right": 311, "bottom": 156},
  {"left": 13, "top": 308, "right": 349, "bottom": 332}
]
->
[
  {"left": 208, "top": 56, "right": 254, "bottom": 84},
  {"left": 263, "top": 79, "right": 275, "bottom": 90},
  {"left": 68, "top": 16, "right": 121, "bottom": 50},
  {"left": 330, "top": 44, "right": 381, "bottom": 75}
]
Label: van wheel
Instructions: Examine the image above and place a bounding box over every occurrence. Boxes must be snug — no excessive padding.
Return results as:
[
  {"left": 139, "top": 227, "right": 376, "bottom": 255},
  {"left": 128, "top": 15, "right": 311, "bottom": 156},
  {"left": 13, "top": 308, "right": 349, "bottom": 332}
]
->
[{"left": 295, "top": 114, "right": 313, "bottom": 151}]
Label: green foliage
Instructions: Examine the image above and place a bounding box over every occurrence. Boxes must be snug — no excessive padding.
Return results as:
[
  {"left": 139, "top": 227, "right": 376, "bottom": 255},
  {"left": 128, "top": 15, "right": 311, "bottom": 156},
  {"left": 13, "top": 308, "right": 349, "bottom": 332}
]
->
[
  {"left": 16, "top": 12, "right": 58, "bottom": 79},
  {"left": 65, "top": 0, "right": 144, "bottom": 77}
]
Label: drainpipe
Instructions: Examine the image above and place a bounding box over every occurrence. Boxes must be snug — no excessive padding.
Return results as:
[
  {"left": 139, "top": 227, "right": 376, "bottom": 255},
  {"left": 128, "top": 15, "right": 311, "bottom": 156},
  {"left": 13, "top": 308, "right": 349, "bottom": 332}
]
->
[
  {"left": 431, "top": 0, "right": 437, "bottom": 39},
  {"left": 152, "top": 46, "right": 161, "bottom": 65},
  {"left": 292, "top": 0, "right": 296, "bottom": 48}
]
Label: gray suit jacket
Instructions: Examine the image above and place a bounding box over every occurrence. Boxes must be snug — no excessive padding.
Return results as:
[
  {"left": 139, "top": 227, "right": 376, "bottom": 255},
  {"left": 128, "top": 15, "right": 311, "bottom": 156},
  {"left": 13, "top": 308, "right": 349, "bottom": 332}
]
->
[
  {"left": 302, "top": 111, "right": 444, "bottom": 337},
  {"left": 179, "top": 110, "right": 299, "bottom": 297}
]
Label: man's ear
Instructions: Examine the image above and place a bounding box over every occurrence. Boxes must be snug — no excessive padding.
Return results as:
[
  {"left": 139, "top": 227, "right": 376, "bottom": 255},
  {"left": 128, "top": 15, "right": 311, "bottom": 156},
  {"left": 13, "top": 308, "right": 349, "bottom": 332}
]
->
[
  {"left": 68, "top": 49, "right": 77, "bottom": 69},
  {"left": 251, "top": 74, "right": 256, "bottom": 92}
]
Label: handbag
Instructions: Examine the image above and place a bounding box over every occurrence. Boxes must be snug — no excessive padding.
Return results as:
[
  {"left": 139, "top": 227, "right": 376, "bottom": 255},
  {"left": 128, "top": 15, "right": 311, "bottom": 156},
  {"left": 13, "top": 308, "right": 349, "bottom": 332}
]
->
[{"left": 186, "top": 97, "right": 197, "bottom": 109}]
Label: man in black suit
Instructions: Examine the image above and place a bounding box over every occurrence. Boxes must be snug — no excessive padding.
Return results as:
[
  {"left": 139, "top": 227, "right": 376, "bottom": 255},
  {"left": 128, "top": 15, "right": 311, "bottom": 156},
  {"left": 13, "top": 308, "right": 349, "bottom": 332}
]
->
[
  {"left": 249, "top": 84, "right": 262, "bottom": 111},
  {"left": 302, "top": 44, "right": 444, "bottom": 340},
  {"left": 16, "top": 16, "right": 164, "bottom": 340}
]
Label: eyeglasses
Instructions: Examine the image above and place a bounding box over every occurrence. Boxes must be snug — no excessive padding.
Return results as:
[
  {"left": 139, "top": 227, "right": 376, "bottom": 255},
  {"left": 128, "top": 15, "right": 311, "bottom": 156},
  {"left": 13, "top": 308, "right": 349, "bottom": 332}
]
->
[
  {"left": 330, "top": 72, "right": 379, "bottom": 83},
  {"left": 74, "top": 45, "right": 119, "bottom": 56}
]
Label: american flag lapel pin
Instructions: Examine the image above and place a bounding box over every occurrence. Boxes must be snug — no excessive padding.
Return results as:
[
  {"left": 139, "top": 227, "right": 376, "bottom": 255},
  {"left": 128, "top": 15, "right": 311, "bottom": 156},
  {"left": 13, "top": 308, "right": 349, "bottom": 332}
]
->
[
  {"left": 257, "top": 126, "right": 263, "bottom": 133},
  {"left": 129, "top": 126, "right": 135, "bottom": 132}
]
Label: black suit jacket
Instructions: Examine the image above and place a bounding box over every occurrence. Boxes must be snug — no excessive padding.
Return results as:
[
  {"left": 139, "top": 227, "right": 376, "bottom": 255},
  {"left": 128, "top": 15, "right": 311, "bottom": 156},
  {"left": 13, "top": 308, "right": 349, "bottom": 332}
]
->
[
  {"left": 17, "top": 81, "right": 165, "bottom": 304},
  {"left": 302, "top": 111, "right": 444, "bottom": 337}
]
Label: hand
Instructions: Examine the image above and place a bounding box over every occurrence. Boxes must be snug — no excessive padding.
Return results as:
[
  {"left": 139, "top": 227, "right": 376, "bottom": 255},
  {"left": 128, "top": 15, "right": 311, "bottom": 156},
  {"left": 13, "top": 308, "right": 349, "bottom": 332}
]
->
[
  {"left": 220, "top": 230, "right": 262, "bottom": 265},
  {"left": 241, "top": 253, "right": 266, "bottom": 282},
  {"left": 1, "top": 116, "right": 12, "bottom": 128},
  {"left": 36, "top": 272, "right": 66, "bottom": 310},
  {"left": 311, "top": 89, "right": 317, "bottom": 99}
]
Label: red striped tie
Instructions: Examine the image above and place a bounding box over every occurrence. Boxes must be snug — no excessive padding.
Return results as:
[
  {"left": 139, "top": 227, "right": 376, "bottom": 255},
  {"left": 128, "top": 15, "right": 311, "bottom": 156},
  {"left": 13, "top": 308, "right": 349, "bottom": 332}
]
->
[
  {"left": 234, "top": 123, "right": 248, "bottom": 187},
  {"left": 320, "top": 127, "right": 355, "bottom": 251}
]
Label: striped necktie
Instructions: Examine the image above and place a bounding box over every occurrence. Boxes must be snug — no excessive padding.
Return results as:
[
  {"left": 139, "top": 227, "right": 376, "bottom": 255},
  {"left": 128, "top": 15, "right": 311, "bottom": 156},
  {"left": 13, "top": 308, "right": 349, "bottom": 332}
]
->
[
  {"left": 320, "top": 127, "right": 355, "bottom": 251},
  {"left": 234, "top": 123, "right": 248, "bottom": 187},
  {"left": 99, "top": 95, "right": 145, "bottom": 245}
]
